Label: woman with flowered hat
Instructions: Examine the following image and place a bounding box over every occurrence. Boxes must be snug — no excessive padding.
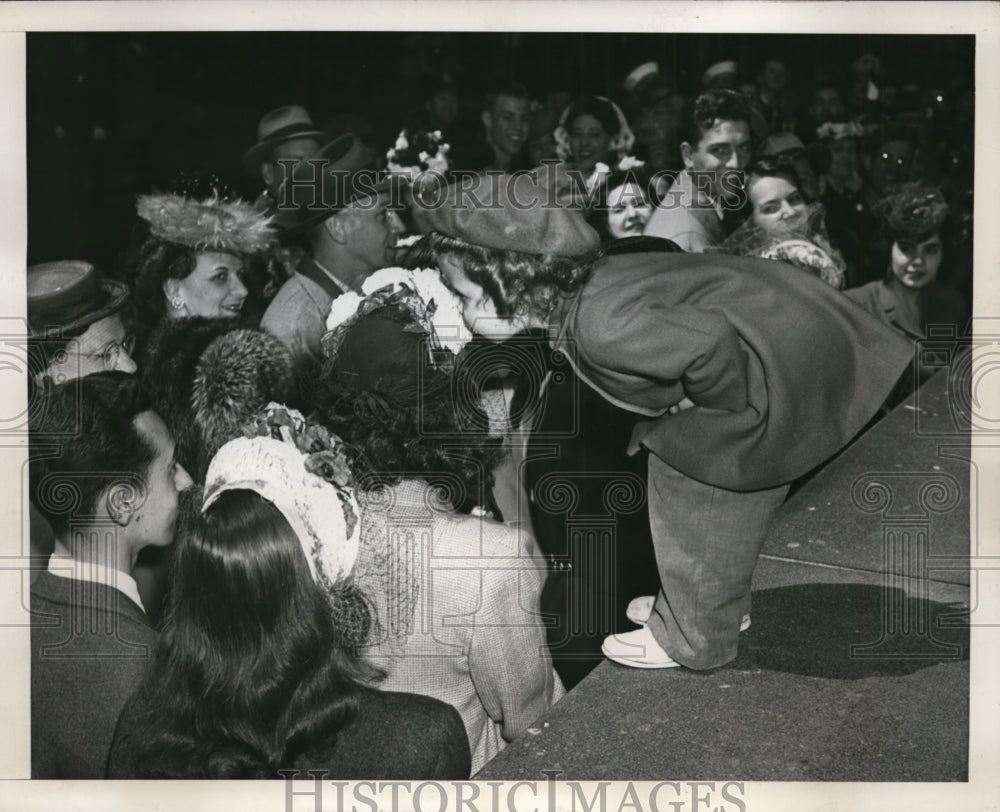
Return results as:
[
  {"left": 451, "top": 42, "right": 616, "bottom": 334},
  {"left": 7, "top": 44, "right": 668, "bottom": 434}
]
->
[
  {"left": 107, "top": 419, "right": 471, "bottom": 779},
  {"left": 316, "top": 269, "right": 562, "bottom": 773},
  {"left": 130, "top": 189, "right": 277, "bottom": 362},
  {"left": 844, "top": 182, "right": 967, "bottom": 385}
]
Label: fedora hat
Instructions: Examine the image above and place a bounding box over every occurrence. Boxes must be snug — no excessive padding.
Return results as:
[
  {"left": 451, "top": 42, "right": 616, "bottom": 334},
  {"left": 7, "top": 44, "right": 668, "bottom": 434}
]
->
[
  {"left": 243, "top": 105, "right": 329, "bottom": 174},
  {"left": 275, "top": 134, "right": 404, "bottom": 237},
  {"left": 27, "top": 260, "right": 129, "bottom": 338}
]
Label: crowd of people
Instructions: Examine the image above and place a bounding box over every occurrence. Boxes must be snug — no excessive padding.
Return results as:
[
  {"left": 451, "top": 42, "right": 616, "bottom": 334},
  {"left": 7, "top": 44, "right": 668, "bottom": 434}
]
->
[{"left": 28, "top": 46, "right": 972, "bottom": 780}]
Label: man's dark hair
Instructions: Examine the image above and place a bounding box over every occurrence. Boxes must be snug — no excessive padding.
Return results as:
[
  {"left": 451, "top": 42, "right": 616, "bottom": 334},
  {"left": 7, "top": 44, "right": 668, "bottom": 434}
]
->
[
  {"left": 681, "top": 89, "right": 753, "bottom": 148},
  {"left": 482, "top": 82, "right": 531, "bottom": 114},
  {"left": 29, "top": 371, "right": 157, "bottom": 537}
]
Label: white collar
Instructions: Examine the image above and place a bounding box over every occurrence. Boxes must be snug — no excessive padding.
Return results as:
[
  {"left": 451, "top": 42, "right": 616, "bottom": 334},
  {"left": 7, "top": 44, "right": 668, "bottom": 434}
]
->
[
  {"left": 47, "top": 555, "right": 146, "bottom": 614},
  {"left": 311, "top": 257, "right": 354, "bottom": 294}
]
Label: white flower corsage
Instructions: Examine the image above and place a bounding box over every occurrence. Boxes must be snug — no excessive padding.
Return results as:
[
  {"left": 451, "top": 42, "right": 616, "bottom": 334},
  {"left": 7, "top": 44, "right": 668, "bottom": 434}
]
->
[{"left": 323, "top": 266, "right": 473, "bottom": 364}]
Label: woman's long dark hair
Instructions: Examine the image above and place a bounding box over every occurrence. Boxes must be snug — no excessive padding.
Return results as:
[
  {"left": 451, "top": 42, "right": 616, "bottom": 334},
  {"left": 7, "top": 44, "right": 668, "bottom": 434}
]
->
[{"left": 119, "top": 489, "right": 376, "bottom": 778}]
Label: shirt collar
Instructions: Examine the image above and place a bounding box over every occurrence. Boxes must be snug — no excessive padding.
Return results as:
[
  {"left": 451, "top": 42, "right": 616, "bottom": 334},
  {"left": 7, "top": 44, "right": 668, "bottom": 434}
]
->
[
  {"left": 47, "top": 555, "right": 146, "bottom": 613},
  {"left": 310, "top": 257, "right": 353, "bottom": 294}
]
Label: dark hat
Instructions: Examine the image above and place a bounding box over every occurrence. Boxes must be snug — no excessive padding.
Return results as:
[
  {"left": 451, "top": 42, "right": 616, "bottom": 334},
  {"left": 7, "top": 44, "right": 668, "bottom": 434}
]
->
[
  {"left": 328, "top": 309, "right": 431, "bottom": 401},
  {"left": 878, "top": 182, "right": 949, "bottom": 241},
  {"left": 274, "top": 134, "right": 403, "bottom": 237},
  {"left": 412, "top": 172, "right": 601, "bottom": 257},
  {"left": 244, "top": 105, "right": 329, "bottom": 175},
  {"left": 27, "top": 260, "right": 129, "bottom": 338}
]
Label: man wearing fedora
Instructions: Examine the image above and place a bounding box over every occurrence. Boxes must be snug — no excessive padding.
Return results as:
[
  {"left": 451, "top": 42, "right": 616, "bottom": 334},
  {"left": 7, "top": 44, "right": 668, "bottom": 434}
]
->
[
  {"left": 244, "top": 105, "right": 328, "bottom": 213},
  {"left": 261, "top": 133, "right": 405, "bottom": 405},
  {"left": 30, "top": 371, "right": 194, "bottom": 777}
]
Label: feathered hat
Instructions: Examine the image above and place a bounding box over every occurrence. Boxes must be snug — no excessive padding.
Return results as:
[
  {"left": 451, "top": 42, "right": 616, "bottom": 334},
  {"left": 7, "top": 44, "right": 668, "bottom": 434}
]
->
[{"left": 136, "top": 192, "right": 276, "bottom": 255}]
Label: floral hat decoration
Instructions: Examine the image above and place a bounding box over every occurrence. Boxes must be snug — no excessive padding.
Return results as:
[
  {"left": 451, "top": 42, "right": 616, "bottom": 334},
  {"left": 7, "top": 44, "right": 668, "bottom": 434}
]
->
[
  {"left": 322, "top": 266, "right": 473, "bottom": 370},
  {"left": 136, "top": 192, "right": 276, "bottom": 255},
  {"left": 385, "top": 129, "right": 451, "bottom": 181},
  {"left": 204, "top": 403, "right": 360, "bottom": 597},
  {"left": 879, "top": 182, "right": 949, "bottom": 241}
]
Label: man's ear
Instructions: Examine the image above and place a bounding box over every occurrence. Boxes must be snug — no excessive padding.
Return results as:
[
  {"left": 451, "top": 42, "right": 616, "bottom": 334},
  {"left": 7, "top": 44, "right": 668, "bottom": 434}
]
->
[
  {"left": 105, "top": 482, "right": 140, "bottom": 528},
  {"left": 481, "top": 110, "right": 493, "bottom": 131},
  {"left": 323, "top": 212, "right": 349, "bottom": 246},
  {"left": 680, "top": 142, "right": 695, "bottom": 170},
  {"left": 260, "top": 161, "right": 276, "bottom": 187}
]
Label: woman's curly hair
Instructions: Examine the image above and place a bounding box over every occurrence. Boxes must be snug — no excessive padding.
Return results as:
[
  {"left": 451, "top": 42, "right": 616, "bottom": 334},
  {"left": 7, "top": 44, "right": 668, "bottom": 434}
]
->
[
  {"left": 406, "top": 232, "right": 602, "bottom": 320},
  {"left": 316, "top": 308, "right": 505, "bottom": 514}
]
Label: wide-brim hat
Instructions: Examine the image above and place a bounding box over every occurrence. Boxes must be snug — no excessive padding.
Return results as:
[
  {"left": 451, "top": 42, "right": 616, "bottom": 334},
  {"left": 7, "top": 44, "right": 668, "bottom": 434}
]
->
[
  {"left": 243, "top": 105, "right": 329, "bottom": 175},
  {"left": 274, "top": 134, "right": 404, "bottom": 238},
  {"left": 27, "top": 260, "right": 129, "bottom": 338}
]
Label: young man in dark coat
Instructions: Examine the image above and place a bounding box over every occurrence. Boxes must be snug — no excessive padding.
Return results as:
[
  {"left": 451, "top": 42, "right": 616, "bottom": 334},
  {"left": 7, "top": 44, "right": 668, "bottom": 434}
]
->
[
  {"left": 414, "top": 172, "right": 913, "bottom": 676},
  {"left": 30, "top": 372, "right": 194, "bottom": 777}
]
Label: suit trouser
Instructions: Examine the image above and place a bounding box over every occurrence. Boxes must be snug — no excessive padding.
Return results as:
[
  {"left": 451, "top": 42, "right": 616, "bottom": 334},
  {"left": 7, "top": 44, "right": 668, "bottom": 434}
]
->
[{"left": 645, "top": 454, "right": 790, "bottom": 670}]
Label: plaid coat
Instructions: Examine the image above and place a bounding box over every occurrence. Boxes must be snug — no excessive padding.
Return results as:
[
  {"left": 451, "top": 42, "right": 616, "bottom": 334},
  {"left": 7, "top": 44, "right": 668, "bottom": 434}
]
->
[{"left": 353, "top": 479, "right": 563, "bottom": 774}]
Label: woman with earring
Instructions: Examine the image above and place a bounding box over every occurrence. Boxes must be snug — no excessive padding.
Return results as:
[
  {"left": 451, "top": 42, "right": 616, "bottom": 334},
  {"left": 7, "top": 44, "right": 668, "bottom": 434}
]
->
[{"left": 129, "top": 191, "right": 276, "bottom": 363}]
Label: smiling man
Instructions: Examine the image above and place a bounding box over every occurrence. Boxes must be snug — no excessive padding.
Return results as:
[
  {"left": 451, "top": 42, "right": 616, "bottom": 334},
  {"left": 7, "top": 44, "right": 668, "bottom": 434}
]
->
[
  {"left": 644, "top": 89, "right": 754, "bottom": 252},
  {"left": 477, "top": 83, "right": 533, "bottom": 173}
]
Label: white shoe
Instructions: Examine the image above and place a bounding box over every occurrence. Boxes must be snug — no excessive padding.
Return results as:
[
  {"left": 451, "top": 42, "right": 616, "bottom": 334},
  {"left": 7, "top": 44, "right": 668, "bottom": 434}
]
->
[
  {"left": 626, "top": 595, "right": 751, "bottom": 632},
  {"left": 602, "top": 626, "right": 681, "bottom": 669}
]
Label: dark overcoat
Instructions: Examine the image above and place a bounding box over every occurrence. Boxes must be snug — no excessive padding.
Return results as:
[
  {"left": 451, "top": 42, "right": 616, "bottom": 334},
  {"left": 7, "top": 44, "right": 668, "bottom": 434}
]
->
[{"left": 554, "top": 251, "right": 915, "bottom": 491}]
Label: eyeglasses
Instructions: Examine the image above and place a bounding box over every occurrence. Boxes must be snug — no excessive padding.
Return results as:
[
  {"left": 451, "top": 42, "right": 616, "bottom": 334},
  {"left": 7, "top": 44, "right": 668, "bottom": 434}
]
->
[{"left": 59, "top": 334, "right": 136, "bottom": 370}]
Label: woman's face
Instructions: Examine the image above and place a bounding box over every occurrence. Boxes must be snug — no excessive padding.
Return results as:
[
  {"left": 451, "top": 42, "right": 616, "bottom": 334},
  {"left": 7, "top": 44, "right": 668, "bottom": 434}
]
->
[
  {"left": 569, "top": 114, "right": 612, "bottom": 174},
  {"left": 749, "top": 174, "right": 809, "bottom": 234},
  {"left": 606, "top": 182, "right": 652, "bottom": 239},
  {"left": 891, "top": 232, "right": 943, "bottom": 289},
  {"left": 167, "top": 251, "right": 248, "bottom": 320},
  {"left": 438, "top": 255, "right": 529, "bottom": 342}
]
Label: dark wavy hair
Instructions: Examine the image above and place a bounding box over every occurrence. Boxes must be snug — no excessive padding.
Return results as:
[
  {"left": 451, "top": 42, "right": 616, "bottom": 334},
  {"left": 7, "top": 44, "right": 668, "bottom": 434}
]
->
[
  {"left": 407, "top": 232, "right": 601, "bottom": 320},
  {"left": 132, "top": 239, "right": 199, "bottom": 335},
  {"left": 564, "top": 96, "right": 620, "bottom": 139},
  {"left": 588, "top": 166, "right": 656, "bottom": 244},
  {"left": 317, "top": 308, "right": 505, "bottom": 514},
  {"left": 682, "top": 89, "right": 753, "bottom": 147},
  {"left": 114, "top": 489, "right": 377, "bottom": 778},
  {"left": 29, "top": 372, "right": 156, "bottom": 538}
]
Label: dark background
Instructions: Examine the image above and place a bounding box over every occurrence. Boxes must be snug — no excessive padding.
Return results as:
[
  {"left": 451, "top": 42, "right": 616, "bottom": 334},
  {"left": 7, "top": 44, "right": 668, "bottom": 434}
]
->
[{"left": 26, "top": 31, "right": 974, "bottom": 272}]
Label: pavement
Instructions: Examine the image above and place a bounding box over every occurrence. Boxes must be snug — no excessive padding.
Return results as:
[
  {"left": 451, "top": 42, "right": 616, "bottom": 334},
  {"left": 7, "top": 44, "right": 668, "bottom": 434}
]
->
[{"left": 476, "top": 366, "right": 971, "bottom": 781}]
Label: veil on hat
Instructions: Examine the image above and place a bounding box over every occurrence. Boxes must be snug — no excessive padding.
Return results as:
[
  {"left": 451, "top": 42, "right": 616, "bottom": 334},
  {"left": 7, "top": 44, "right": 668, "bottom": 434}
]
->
[{"left": 717, "top": 203, "right": 846, "bottom": 290}]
